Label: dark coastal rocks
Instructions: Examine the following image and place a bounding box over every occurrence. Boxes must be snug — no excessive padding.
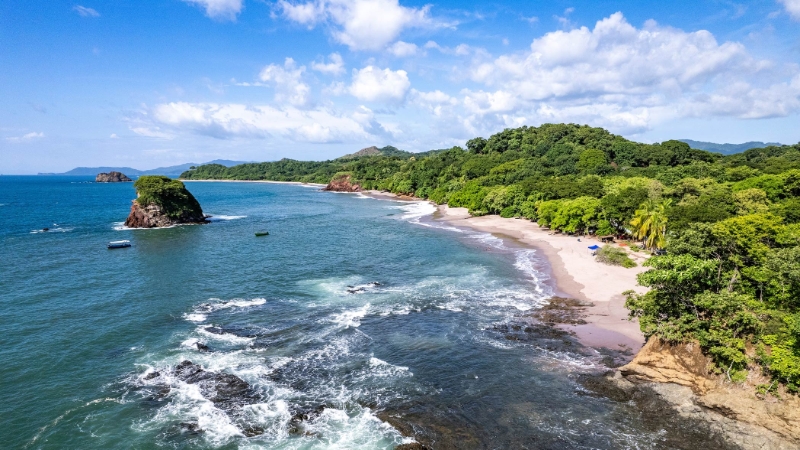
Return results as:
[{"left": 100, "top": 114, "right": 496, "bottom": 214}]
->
[
  {"left": 172, "top": 360, "right": 260, "bottom": 412},
  {"left": 288, "top": 405, "right": 327, "bottom": 434},
  {"left": 96, "top": 171, "right": 132, "bottom": 182},
  {"left": 526, "top": 296, "right": 592, "bottom": 325},
  {"left": 323, "top": 173, "right": 361, "bottom": 192},
  {"left": 578, "top": 372, "right": 799, "bottom": 450}
]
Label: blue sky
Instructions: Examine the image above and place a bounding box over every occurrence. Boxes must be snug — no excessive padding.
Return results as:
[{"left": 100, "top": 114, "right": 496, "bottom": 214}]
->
[{"left": 2, "top": 0, "right": 800, "bottom": 173}]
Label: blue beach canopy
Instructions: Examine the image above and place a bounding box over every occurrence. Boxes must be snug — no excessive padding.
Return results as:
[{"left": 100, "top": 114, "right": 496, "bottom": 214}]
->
[{"left": 587, "top": 245, "right": 600, "bottom": 250}]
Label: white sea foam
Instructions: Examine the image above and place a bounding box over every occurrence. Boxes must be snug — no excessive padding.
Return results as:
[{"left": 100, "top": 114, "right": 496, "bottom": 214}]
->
[
  {"left": 513, "top": 249, "right": 550, "bottom": 296},
  {"left": 468, "top": 232, "right": 506, "bottom": 249},
  {"left": 329, "top": 304, "right": 370, "bottom": 328},
  {"left": 393, "top": 201, "right": 437, "bottom": 223},
  {"left": 206, "top": 215, "right": 246, "bottom": 221},
  {"left": 184, "top": 313, "right": 207, "bottom": 322},
  {"left": 113, "top": 221, "right": 175, "bottom": 231},
  {"left": 30, "top": 227, "right": 74, "bottom": 234},
  {"left": 196, "top": 327, "right": 255, "bottom": 345},
  {"left": 209, "top": 298, "right": 266, "bottom": 310}
]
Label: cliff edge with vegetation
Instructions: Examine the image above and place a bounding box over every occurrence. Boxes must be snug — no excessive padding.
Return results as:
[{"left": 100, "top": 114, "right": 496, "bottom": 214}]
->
[{"left": 124, "top": 175, "right": 207, "bottom": 228}]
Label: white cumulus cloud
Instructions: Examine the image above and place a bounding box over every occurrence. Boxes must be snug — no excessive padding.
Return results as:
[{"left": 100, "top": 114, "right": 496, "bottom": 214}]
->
[
  {"left": 779, "top": 0, "right": 800, "bottom": 20},
  {"left": 151, "top": 102, "right": 377, "bottom": 142},
  {"left": 259, "top": 58, "right": 311, "bottom": 107},
  {"left": 183, "top": 0, "right": 242, "bottom": 21},
  {"left": 277, "top": 0, "right": 442, "bottom": 51},
  {"left": 5, "top": 132, "right": 44, "bottom": 143},
  {"left": 388, "top": 41, "right": 418, "bottom": 57},
  {"left": 311, "top": 53, "right": 345, "bottom": 75},
  {"left": 455, "top": 12, "right": 800, "bottom": 133},
  {"left": 73, "top": 5, "right": 100, "bottom": 17},
  {"left": 349, "top": 66, "right": 410, "bottom": 101}
]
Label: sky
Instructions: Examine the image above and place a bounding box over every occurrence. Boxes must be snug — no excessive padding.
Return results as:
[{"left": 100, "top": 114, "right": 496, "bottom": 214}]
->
[{"left": 1, "top": 0, "right": 800, "bottom": 173}]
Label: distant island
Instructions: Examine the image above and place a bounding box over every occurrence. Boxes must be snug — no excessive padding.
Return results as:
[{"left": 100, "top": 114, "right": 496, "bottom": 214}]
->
[
  {"left": 679, "top": 139, "right": 783, "bottom": 155},
  {"left": 124, "top": 175, "right": 207, "bottom": 228},
  {"left": 96, "top": 171, "right": 132, "bottom": 182},
  {"left": 40, "top": 159, "right": 251, "bottom": 177}
]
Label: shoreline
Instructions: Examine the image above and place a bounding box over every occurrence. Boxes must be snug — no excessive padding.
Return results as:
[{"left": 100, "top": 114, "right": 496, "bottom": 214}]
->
[
  {"left": 433, "top": 205, "right": 647, "bottom": 351},
  {"left": 180, "top": 179, "right": 327, "bottom": 187},
  {"left": 188, "top": 183, "right": 645, "bottom": 351}
]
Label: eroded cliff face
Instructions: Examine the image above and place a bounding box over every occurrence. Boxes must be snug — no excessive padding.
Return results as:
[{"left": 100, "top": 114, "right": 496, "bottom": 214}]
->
[
  {"left": 614, "top": 336, "right": 800, "bottom": 449},
  {"left": 124, "top": 200, "right": 207, "bottom": 228},
  {"left": 323, "top": 174, "right": 361, "bottom": 192},
  {"left": 96, "top": 171, "right": 132, "bottom": 182}
]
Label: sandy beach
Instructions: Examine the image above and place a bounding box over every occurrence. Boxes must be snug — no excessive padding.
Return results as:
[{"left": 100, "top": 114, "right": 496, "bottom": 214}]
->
[{"left": 434, "top": 205, "right": 648, "bottom": 350}]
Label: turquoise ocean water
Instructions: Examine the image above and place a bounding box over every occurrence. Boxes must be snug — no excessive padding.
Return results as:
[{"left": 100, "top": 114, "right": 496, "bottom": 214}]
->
[{"left": 1, "top": 177, "right": 716, "bottom": 449}]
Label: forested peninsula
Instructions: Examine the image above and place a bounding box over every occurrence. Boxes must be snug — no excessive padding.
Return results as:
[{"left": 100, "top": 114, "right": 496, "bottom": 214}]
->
[{"left": 182, "top": 123, "right": 800, "bottom": 396}]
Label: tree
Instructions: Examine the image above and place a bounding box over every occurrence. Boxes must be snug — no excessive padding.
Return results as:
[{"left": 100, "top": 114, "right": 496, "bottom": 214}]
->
[{"left": 630, "top": 199, "right": 672, "bottom": 249}]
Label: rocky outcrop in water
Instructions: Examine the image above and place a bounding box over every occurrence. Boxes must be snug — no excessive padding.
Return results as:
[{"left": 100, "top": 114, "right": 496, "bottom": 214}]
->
[
  {"left": 124, "top": 175, "right": 207, "bottom": 228},
  {"left": 172, "top": 360, "right": 259, "bottom": 411},
  {"left": 611, "top": 336, "right": 800, "bottom": 449},
  {"left": 323, "top": 174, "right": 361, "bottom": 192},
  {"left": 96, "top": 171, "right": 132, "bottom": 182}
]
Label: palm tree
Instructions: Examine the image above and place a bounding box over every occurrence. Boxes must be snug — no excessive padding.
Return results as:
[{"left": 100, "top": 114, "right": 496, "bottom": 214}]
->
[{"left": 630, "top": 199, "right": 672, "bottom": 250}]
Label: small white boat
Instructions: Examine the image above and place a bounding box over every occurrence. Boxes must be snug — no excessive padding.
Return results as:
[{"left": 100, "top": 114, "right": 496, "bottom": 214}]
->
[{"left": 108, "top": 240, "right": 131, "bottom": 249}]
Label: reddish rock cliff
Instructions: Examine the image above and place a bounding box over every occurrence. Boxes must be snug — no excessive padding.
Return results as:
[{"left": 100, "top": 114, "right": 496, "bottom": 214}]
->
[{"left": 323, "top": 174, "right": 361, "bottom": 192}]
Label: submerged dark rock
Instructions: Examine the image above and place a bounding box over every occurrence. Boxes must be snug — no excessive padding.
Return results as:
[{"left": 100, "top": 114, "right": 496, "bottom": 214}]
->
[
  {"left": 172, "top": 361, "right": 259, "bottom": 411},
  {"left": 195, "top": 342, "right": 211, "bottom": 352},
  {"left": 288, "top": 405, "right": 327, "bottom": 434},
  {"left": 526, "top": 296, "right": 592, "bottom": 325}
]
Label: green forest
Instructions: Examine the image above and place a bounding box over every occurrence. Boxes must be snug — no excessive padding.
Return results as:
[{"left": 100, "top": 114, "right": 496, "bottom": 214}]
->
[{"left": 182, "top": 123, "right": 800, "bottom": 394}]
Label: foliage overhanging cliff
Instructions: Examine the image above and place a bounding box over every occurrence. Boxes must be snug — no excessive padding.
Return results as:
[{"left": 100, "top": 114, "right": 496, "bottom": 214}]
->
[
  {"left": 132, "top": 175, "right": 204, "bottom": 219},
  {"left": 182, "top": 123, "right": 800, "bottom": 393}
]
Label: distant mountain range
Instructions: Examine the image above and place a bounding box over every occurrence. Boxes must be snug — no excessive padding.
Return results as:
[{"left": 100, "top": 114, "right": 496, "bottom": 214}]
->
[
  {"left": 679, "top": 139, "right": 783, "bottom": 155},
  {"left": 40, "top": 160, "right": 251, "bottom": 177}
]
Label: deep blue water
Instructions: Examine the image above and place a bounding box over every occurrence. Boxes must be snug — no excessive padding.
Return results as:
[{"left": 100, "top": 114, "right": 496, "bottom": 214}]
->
[{"left": 1, "top": 176, "right": 675, "bottom": 449}]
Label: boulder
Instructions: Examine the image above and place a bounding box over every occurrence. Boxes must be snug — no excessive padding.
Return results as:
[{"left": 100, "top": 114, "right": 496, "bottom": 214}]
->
[{"left": 96, "top": 171, "right": 132, "bottom": 182}]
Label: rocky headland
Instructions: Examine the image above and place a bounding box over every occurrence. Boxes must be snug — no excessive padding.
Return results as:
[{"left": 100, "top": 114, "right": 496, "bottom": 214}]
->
[
  {"left": 597, "top": 337, "right": 800, "bottom": 449},
  {"left": 323, "top": 173, "right": 361, "bottom": 192},
  {"left": 124, "top": 175, "right": 207, "bottom": 228},
  {"left": 96, "top": 171, "right": 132, "bottom": 182}
]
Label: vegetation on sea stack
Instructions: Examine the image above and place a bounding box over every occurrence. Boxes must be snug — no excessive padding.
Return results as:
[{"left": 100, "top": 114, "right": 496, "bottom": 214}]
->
[
  {"left": 182, "top": 123, "right": 800, "bottom": 392},
  {"left": 133, "top": 175, "right": 203, "bottom": 219}
]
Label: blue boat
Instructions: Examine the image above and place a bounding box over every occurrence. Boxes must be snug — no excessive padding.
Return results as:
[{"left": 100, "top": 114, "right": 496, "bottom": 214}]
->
[{"left": 108, "top": 240, "right": 131, "bottom": 249}]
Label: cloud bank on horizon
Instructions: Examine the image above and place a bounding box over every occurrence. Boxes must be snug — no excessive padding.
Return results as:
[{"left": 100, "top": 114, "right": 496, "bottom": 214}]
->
[{"left": 2, "top": 0, "right": 800, "bottom": 172}]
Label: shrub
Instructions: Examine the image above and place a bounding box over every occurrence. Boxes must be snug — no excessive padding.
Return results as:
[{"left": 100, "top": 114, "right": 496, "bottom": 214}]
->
[{"left": 596, "top": 245, "right": 637, "bottom": 268}]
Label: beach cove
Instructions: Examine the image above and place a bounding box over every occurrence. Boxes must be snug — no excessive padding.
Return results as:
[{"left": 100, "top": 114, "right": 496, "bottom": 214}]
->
[{"left": 0, "top": 177, "right": 772, "bottom": 449}]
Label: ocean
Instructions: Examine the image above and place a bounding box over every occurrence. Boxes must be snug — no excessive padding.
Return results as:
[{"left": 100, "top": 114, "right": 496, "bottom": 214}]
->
[{"left": 0, "top": 176, "right": 718, "bottom": 449}]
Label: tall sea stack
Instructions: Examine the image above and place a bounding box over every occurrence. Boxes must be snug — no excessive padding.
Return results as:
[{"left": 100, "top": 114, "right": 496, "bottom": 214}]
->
[{"left": 124, "top": 176, "right": 208, "bottom": 228}]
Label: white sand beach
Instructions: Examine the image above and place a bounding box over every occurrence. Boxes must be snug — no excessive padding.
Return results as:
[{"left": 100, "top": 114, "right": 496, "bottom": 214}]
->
[{"left": 435, "top": 205, "right": 648, "bottom": 349}]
